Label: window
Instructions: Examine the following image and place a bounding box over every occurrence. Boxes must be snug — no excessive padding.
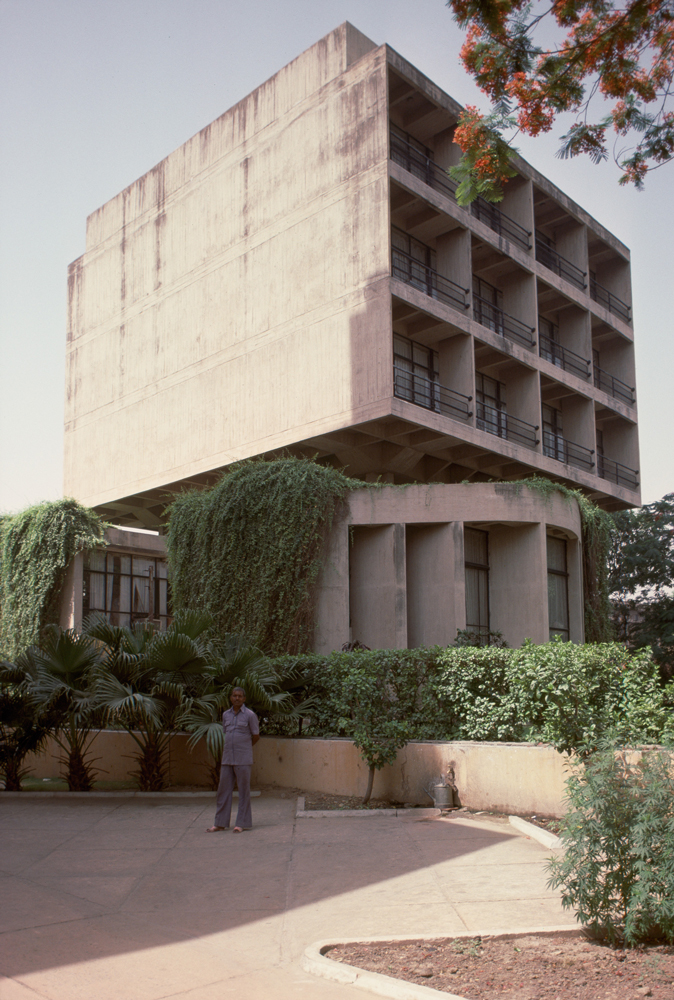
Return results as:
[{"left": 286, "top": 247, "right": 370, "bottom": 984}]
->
[
  {"left": 391, "top": 228, "right": 437, "bottom": 297},
  {"left": 539, "top": 316, "right": 563, "bottom": 367},
  {"left": 596, "top": 427, "right": 605, "bottom": 477},
  {"left": 473, "top": 275, "right": 504, "bottom": 334},
  {"left": 547, "top": 536, "right": 569, "bottom": 640},
  {"left": 393, "top": 334, "right": 440, "bottom": 411},
  {"left": 83, "top": 551, "right": 172, "bottom": 630},
  {"left": 542, "top": 404, "right": 565, "bottom": 460},
  {"left": 476, "top": 372, "right": 507, "bottom": 438},
  {"left": 465, "top": 527, "right": 489, "bottom": 639}
]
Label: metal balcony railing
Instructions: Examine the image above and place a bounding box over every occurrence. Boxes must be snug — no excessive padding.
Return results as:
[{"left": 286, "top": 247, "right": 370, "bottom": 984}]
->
[
  {"left": 538, "top": 334, "right": 591, "bottom": 379},
  {"left": 476, "top": 401, "right": 539, "bottom": 448},
  {"left": 543, "top": 430, "right": 595, "bottom": 472},
  {"left": 471, "top": 197, "right": 532, "bottom": 251},
  {"left": 473, "top": 294, "right": 536, "bottom": 348},
  {"left": 593, "top": 366, "right": 635, "bottom": 405},
  {"left": 392, "top": 247, "right": 469, "bottom": 311},
  {"left": 393, "top": 366, "right": 473, "bottom": 422},
  {"left": 535, "top": 232, "right": 586, "bottom": 290},
  {"left": 389, "top": 129, "right": 458, "bottom": 202},
  {"left": 597, "top": 456, "right": 639, "bottom": 489},
  {"left": 589, "top": 277, "right": 631, "bottom": 323}
]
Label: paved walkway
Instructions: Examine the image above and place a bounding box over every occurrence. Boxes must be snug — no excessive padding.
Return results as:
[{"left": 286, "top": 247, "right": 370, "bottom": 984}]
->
[{"left": 0, "top": 793, "right": 576, "bottom": 1000}]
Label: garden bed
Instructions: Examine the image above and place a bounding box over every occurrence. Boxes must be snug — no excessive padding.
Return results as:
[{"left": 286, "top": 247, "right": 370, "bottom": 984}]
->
[{"left": 328, "top": 932, "right": 674, "bottom": 999}]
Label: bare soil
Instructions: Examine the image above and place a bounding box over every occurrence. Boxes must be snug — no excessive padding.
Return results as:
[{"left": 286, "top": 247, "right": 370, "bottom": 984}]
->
[
  {"left": 303, "top": 791, "right": 404, "bottom": 810},
  {"left": 328, "top": 933, "right": 674, "bottom": 999}
]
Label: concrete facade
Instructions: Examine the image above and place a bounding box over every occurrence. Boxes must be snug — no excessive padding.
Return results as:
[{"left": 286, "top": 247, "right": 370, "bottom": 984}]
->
[{"left": 64, "top": 22, "right": 640, "bottom": 531}]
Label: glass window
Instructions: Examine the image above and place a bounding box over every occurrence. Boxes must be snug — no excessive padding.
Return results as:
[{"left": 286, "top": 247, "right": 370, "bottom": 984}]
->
[
  {"left": 393, "top": 333, "right": 440, "bottom": 412},
  {"left": 547, "top": 536, "right": 569, "bottom": 640},
  {"left": 476, "top": 372, "right": 507, "bottom": 438},
  {"left": 83, "top": 552, "right": 172, "bottom": 630},
  {"left": 473, "top": 275, "right": 503, "bottom": 334},
  {"left": 465, "top": 527, "right": 489, "bottom": 639},
  {"left": 542, "top": 404, "right": 565, "bottom": 461}
]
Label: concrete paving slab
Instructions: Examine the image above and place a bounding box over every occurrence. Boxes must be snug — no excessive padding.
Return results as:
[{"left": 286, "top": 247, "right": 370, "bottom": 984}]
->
[{"left": 0, "top": 793, "right": 577, "bottom": 999}]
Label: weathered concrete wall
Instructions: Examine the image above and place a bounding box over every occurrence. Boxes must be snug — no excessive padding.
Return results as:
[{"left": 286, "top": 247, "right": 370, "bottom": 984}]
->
[
  {"left": 64, "top": 24, "right": 390, "bottom": 509},
  {"left": 314, "top": 481, "right": 584, "bottom": 650},
  {"left": 21, "top": 733, "right": 571, "bottom": 817}
]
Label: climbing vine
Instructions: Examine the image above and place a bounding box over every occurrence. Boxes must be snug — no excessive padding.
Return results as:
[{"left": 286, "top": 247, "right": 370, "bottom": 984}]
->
[
  {"left": 0, "top": 498, "right": 106, "bottom": 658},
  {"left": 165, "top": 458, "right": 356, "bottom": 655},
  {"left": 496, "top": 476, "right": 615, "bottom": 643}
]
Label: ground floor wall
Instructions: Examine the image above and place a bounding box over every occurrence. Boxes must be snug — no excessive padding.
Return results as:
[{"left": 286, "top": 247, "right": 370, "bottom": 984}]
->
[
  {"left": 62, "top": 482, "right": 584, "bottom": 653},
  {"left": 20, "top": 733, "right": 571, "bottom": 817}
]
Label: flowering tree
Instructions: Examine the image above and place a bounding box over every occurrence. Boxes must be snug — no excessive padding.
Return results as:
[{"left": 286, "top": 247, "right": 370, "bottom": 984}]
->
[{"left": 447, "top": 0, "right": 674, "bottom": 202}]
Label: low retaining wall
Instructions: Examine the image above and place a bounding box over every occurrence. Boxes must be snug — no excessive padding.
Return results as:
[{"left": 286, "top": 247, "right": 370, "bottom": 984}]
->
[{"left": 21, "top": 733, "right": 571, "bottom": 816}]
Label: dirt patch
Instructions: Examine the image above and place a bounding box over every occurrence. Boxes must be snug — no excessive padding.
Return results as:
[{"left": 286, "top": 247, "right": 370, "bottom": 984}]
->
[
  {"left": 328, "top": 933, "right": 674, "bottom": 999},
  {"left": 303, "top": 791, "right": 404, "bottom": 810}
]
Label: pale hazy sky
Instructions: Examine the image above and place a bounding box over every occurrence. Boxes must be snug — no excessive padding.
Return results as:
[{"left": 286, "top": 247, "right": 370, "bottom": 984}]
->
[{"left": 1, "top": 0, "right": 671, "bottom": 512}]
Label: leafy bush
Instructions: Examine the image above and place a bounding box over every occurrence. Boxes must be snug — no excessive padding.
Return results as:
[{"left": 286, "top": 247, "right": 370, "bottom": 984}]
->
[{"left": 547, "top": 743, "right": 674, "bottom": 946}]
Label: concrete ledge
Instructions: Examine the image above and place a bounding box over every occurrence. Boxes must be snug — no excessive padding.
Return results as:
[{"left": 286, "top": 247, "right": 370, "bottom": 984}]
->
[
  {"left": 302, "top": 927, "right": 582, "bottom": 1000},
  {"left": 296, "top": 796, "right": 440, "bottom": 819},
  {"left": 509, "top": 814, "right": 563, "bottom": 849}
]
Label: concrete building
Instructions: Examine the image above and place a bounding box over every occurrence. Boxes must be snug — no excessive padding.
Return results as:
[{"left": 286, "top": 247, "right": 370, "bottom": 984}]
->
[{"left": 62, "top": 23, "right": 640, "bottom": 650}]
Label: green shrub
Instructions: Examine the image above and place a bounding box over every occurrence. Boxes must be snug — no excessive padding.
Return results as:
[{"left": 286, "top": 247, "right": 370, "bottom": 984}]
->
[{"left": 547, "top": 743, "right": 674, "bottom": 945}]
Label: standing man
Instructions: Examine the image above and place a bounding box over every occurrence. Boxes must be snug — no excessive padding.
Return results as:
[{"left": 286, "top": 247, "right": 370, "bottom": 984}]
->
[{"left": 206, "top": 687, "right": 259, "bottom": 833}]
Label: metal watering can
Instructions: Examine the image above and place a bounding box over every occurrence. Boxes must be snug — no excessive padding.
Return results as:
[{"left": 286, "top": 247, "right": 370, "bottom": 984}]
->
[{"left": 424, "top": 769, "right": 457, "bottom": 809}]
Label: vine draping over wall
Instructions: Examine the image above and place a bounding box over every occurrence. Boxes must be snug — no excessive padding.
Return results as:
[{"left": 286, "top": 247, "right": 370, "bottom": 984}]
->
[
  {"left": 0, "top": 498, "right": 106, "bottom": 658},
  {"left": 165, "top": 458, "right": 356, "bottom": 655}
]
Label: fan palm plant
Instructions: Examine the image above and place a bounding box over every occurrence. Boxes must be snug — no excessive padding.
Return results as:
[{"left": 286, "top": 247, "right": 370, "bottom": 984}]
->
[
  {"left": 30, "top": 627, "right": 104, "bottom": 790},
  {"left": 88, "top": 609, "right": 221, "bottom": 790}
]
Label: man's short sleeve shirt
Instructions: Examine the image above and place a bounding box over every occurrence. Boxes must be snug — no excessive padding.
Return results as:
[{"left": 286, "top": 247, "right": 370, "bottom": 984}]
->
[{"left": 221, "top": 705, "right": 259, "bottom": 766}]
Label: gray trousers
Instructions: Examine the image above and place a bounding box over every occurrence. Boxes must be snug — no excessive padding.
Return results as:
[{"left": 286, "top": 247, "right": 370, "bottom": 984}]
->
[{"left": 214, "top": 764, "right": 252, "bottom": 829}]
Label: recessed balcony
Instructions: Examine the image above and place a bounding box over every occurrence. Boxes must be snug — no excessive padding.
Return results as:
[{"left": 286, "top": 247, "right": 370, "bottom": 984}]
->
[
  {"left": 589, "top": 275, "right": 631, "bottom": 324},
  {"left": 392, "top": 245, "right": 469, "bottom": 311},
  {"left": 542, "top": 431, "right": 595, "bottom": 472},
  {"left": 539, "top": 334, "right": 591, "bottom": 380},
  {"left": 476, "top": 402, "right": 539, "bottom": 448},
  {"left": 597, "top": 455, "right": 639, "bottom": 489},
  {"left": 593, "top": 365, "right": 635, "bottom": 405},
  {"left": 471, "top": 197, "right": 531, "bottom": 252},
  {"left": 473, "top": 294, "right": 535, "bottom": 349},
  {"left": 393, "top": 366, "right": 473, "bottom": 423},
  {"left": 535, "top": 231, "right": 586, "bottom": 291},
  {"left": 389, "top": 125, "right": 457, "bottom": 202}
]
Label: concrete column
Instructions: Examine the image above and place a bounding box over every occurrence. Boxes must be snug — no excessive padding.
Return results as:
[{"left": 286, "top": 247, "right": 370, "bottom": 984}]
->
[
  {"left": 502, "top": 176, "right": 534, "bottom": 253},
  {"left": 567, "top": 535, "right": 584, "bottom": 643},
  {"left": 560, "top": 306, "right": 592, "bottom": 364},
  {"left": 557, "top": 223, "right": 589, "bottom": 285},
  {"left": 436, "top": 228, "right": 471, "bottom": 295},
  {"left": 349, "top": 524, "right": 407, "bottom": 649},
  {"left": 313, "top": 517, "right": 350, "bottom": 653},
  {"left": 437, "top": 333, "right": 473, "bottom": 400},
  {"left": 561, "top": 394, "right": 595, "bottom": 455},
  {"left": 489, "top": 522, "right": 548, "bottom": 645},
  {"left": 59, "top": 552, "right": 84, "bottom": 631},
  {"left": 406, "top": 522, "right": 460, "bottom": 647},
  {"left": 502, "top": 269, "right": 537, "bottom": 334},
  {"left": 505, "top": 366, "right": 541, "bottom": 442}
]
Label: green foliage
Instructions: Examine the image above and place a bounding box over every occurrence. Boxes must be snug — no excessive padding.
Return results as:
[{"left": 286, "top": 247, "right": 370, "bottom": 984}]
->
[
  {"left": 268, "top": 640, "right": 674, "bottom": 754},
  {"left": 30, "top": 626, "right": 106, "bottom": 790},
  {"left": 0, "top": 658, "right": 59, "bottom": 791},
  {"left": 611, "top": 493, "right": 674, "bottom": 680},
  {"left": 0, "top": 498, "right": 106, "bottom": 659},
  {"left": 165, "top": 458, "right": 355, "bottom": 654},
  {"left": 547, "top": 744, "right": 674, "bottom": 946},
  {"left": 88, "top": 609, "right": 292, "bottom": 790}
]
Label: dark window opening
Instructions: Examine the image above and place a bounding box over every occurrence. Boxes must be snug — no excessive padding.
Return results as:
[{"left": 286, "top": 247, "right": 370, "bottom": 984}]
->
[
  {"left": 465, "top": 527, "right": 489, "bottom": 640},
  {"left": 547, "top": 536, "right": 569, "bottom": 640}
]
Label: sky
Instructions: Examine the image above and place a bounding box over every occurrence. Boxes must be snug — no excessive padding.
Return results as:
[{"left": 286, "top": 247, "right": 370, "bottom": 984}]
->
[{"left": 0, "top": 0, "right": 671, "bottom": 514}]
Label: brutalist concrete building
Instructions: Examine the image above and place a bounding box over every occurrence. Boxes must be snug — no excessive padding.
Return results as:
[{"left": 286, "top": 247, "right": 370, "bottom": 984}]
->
[{"left": 62, "top": 24, "right": 639, "bottom": 650}]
